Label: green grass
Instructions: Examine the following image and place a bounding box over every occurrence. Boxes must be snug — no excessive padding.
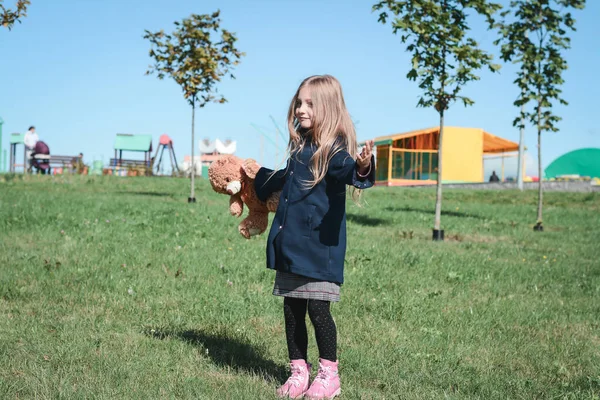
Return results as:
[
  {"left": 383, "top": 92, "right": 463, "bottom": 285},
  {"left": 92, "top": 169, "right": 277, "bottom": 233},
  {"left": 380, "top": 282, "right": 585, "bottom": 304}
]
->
[{"left": 1, "top": 173, "right": 599, "bottom": 399}]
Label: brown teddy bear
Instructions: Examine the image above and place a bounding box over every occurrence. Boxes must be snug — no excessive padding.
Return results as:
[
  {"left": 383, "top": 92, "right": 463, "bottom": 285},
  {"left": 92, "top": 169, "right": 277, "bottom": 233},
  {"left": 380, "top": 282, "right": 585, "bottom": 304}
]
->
[{"left": 208, "top": 155, "right": 280, "bottom": 239}]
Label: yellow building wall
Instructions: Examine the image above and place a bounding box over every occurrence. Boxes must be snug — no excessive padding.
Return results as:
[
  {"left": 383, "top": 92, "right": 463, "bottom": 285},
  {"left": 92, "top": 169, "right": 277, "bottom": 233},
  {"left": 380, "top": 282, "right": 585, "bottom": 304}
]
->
[{"left": 441, "top": 127, "right": 483, "bottom": 182}]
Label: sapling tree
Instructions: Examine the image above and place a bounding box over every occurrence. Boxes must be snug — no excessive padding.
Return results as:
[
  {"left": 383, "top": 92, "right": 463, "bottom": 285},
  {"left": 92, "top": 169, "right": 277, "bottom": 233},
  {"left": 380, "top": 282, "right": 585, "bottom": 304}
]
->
[
  {"left": 495, "top": 0, "right": 586, "bottom": 231},
  {"left": 373, "top": 0, "right": 501, "bottom": 240},
  {"left": 144, "top": 10, "right": 244, "bottom": 202}
]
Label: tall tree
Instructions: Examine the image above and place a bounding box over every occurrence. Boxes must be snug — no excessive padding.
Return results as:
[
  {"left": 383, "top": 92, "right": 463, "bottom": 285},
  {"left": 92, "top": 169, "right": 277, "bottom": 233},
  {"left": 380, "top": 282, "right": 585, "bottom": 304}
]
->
[
  {"left": 373, "top": 0, "right": 501, "bottom": 240},
  {"left": 144, "top": 10, "right": 244, "bottom": 202},
  {"left": 1, "top": 0, "right": 30, "bottom": 30},
  {"left": 495, "top": 0, "right": 585, "bottom": 231}
]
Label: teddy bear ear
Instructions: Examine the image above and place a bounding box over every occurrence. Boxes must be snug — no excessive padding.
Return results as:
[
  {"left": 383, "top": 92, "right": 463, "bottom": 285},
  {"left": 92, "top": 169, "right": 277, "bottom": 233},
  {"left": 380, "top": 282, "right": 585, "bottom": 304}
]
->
[{"left": 241, "top": 159, "right": 259, "bottom": 179}]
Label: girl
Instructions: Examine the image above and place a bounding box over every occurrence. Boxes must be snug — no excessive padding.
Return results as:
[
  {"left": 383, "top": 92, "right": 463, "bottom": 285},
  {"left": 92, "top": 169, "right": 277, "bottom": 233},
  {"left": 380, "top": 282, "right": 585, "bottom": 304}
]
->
[{"left": 254, "top": 75, "right": 375, "bottom": 399}]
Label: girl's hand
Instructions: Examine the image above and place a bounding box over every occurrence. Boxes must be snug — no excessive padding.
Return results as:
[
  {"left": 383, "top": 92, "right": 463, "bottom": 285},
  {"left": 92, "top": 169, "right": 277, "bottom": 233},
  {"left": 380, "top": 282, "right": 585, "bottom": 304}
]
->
[{"left": 357, "top": 140, "right": 374, "bottom": 174}]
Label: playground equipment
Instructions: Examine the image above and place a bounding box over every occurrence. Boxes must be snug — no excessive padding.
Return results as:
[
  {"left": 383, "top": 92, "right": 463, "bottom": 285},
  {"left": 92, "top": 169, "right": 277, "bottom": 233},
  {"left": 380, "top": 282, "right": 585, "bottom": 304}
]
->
[
  {"left": 373, "top": 126, "right": 519, "bottom": 186},
  {"left": 111, "top": 133, "right": 153, "bottom": 176},
  {"left": 9, "top": 133, "right": 26, "bottom": 173},
  {"left": 153, "top": 134, "right": 180, "bottom": 175}
]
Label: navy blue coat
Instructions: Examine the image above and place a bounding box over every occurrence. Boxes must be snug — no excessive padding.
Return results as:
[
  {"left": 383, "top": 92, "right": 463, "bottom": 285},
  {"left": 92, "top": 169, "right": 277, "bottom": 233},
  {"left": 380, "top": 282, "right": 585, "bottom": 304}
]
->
[{"left": 254, "top": 142, "right": 375, "bottom": 284}]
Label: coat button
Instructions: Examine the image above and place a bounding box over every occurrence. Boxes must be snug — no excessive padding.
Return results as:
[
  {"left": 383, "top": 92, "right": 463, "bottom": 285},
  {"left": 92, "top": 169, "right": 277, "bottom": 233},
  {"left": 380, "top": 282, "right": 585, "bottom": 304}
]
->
[
  {"left": 290, "top": 171, "right": 294, "bottom": 175},
  {"left": 285, "top": 198, "right": 288, "bottom": 202},
  {"left": 279, "top": 225, "right": 283, "bottom": 229}
]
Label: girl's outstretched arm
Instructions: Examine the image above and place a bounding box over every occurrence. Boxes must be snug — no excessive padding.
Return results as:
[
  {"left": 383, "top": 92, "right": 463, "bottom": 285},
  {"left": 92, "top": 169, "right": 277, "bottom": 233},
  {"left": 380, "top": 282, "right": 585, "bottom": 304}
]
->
[
  {"left": 327, "top": 141, "right": 375, "bottom": 189},
  {"left": 254, "top": 160, "right": 289, "bottom": 202}
]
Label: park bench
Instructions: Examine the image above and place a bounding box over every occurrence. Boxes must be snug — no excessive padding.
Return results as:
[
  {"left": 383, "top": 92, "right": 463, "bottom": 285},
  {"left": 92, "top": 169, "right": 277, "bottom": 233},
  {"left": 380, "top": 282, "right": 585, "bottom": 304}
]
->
[
  {"left": 29, "top": 154, "right": 80, "bottom": 174},
  {"left": 109, "top": 158, "right": 152, "bottom": 176}
]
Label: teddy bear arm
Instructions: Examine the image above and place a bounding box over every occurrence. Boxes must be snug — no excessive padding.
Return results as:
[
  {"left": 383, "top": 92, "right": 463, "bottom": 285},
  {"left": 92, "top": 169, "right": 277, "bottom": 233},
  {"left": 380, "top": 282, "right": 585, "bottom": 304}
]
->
[
  {"left": 266, "top": 190, "right": 281, "bottom": 213},
  {"left": 238, "top": 211, "right": 269, "bottom": 239},
  {"left": 229, "top": 195, "right": 243, "bottom": 217}
]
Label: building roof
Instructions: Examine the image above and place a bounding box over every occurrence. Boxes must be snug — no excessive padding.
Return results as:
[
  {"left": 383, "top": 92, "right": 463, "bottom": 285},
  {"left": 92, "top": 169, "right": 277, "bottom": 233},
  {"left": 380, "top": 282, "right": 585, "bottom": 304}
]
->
[
  {"left": 482, "top": 131, "right": 519, "bottom": 154},
  {"left": 373, "top": 126, "right": 439, "bottom": 146},
  {"left": 373, "top": 126, "right": 518, "bottom": 154},
  {"left": 114, "top": 134, "right": 153, "bottom": 152},
  {"left": 545, "top": 148, "right": 600, "bottom": 179},
  {"left": 199, "top": 139, "right": 237, "bottom": 155},
  {"left": 10, "top": 133, "right": 24, "bottom": 144}
]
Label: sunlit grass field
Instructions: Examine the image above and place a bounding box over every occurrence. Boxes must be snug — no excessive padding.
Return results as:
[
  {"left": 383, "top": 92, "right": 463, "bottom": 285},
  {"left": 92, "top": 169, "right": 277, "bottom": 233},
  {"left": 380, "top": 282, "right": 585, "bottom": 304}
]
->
[{"left": 1, "top": 174, "right": 599, "bottom": 399}]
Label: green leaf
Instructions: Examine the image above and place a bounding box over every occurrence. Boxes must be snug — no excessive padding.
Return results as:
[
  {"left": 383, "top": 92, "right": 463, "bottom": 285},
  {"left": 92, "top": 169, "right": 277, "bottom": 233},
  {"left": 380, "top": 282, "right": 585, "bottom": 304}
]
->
[{"left": 406, "top": 69, "right": 418, "bottom": 80}]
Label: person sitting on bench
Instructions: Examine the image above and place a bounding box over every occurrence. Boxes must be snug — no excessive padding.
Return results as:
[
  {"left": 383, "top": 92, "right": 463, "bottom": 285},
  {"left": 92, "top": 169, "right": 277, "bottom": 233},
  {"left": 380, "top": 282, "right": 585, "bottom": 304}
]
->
[{"left": 489, "top": 170, "right": 500, "bottom": 182}]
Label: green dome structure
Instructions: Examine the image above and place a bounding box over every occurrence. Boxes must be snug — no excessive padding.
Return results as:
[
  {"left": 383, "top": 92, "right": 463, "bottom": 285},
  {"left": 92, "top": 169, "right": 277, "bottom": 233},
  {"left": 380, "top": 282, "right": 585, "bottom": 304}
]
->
[{"left": 545, "top": 148, "right": 600, "bottom": 179}]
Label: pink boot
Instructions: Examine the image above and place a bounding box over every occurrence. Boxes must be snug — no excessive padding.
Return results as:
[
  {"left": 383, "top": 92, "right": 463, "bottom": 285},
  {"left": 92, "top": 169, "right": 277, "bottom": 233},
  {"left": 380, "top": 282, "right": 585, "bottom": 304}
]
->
[
  {"left": 277, "top": 359, "right": 312, "bottom": 399},
  {"left": 304, "top": 359, "right": 341, "bottom": 399}
]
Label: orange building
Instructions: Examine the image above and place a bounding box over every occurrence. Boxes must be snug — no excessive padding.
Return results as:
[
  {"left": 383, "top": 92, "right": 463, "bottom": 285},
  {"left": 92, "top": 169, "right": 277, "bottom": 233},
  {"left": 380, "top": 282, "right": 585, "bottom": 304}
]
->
[{"left": 373, "top": 126, "right": 519, "bottom": 186}]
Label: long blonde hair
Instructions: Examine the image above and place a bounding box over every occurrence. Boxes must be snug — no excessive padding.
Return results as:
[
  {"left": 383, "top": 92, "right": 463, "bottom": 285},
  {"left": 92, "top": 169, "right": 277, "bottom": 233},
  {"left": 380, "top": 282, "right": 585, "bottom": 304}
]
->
[{"left": 286, "top": 75, "right": 358, "bottom": 194}]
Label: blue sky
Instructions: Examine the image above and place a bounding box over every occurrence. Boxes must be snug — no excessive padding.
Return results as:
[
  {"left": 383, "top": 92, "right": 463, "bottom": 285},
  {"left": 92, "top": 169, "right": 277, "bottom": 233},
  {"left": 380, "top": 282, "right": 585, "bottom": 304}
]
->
[{"left": 0, "top": 0, "right": 598, "bottom": 177}]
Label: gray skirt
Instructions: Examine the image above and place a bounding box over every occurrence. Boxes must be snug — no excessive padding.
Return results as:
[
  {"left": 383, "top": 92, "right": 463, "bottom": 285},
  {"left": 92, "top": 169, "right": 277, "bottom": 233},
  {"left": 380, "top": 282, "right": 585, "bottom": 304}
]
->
[{"left": 273, "top": 270, "right": 340, "bottom": 302}]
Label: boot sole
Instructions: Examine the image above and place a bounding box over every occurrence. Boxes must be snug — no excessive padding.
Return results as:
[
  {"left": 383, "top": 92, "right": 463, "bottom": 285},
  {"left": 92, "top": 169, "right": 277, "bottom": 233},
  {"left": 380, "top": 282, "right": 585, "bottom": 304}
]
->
[
  {"left": 277, "top": 387, "right": 309, "bottom": 399},
  {"left": 304, "top": 388, "right": 341, "bottom": 399}
]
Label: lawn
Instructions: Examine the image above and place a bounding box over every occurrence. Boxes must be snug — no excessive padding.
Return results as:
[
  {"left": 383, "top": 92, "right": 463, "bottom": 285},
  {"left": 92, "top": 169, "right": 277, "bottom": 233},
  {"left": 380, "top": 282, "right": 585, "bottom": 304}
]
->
[{"left": 1, "top": 174, "right": 599, "bottom": 399}]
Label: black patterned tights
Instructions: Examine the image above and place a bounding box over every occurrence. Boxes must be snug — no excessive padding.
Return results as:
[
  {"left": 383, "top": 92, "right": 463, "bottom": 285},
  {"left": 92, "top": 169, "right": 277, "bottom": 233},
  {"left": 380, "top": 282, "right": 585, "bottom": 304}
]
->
[{"left": 283, "top": 297, "right": 337, "bottom": 362}]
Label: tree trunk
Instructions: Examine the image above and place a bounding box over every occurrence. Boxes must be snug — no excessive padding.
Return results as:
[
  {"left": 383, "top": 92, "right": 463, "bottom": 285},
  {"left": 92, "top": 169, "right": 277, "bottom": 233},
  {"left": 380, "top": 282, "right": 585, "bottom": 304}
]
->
[
  {"left": 433, "top": 110, "right": 444, "bottom": 239},
  {"left": 534, "top": 30, "right": 543, "bottom": 230},
  {"left": 517, "top": 100, "right": 525, "bottom": 191},
  {"left": 535, "top": 105, "right": 543, "bottom": 230},
  {"left": 0, "top": 117, "right": 3, "bottom": 172},
  {"left": 189, "top": 97, "right": 196, "bottom": 203},
  {"left": 517, "top": 32, "right": 528, "bottom": 191}
]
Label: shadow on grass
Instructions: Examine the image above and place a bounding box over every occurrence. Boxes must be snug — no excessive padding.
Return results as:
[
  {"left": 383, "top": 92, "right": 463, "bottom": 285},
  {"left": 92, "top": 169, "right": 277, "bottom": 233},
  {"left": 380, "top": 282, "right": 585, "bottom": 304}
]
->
[
  {"left": 567, "top": 375, "right": 600, "bottom": 395},
  {"left": 385, "top": 206, "right": 486, "bottom": 220},
  {"left": 118, "top": 191, "right": 174, "bottom": 197},
  {"left": 346, "top": 213, "right": 390, "bottom": 226},
  {"left": 145, "top": 327, "right": 287, "bottom": 382}
]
